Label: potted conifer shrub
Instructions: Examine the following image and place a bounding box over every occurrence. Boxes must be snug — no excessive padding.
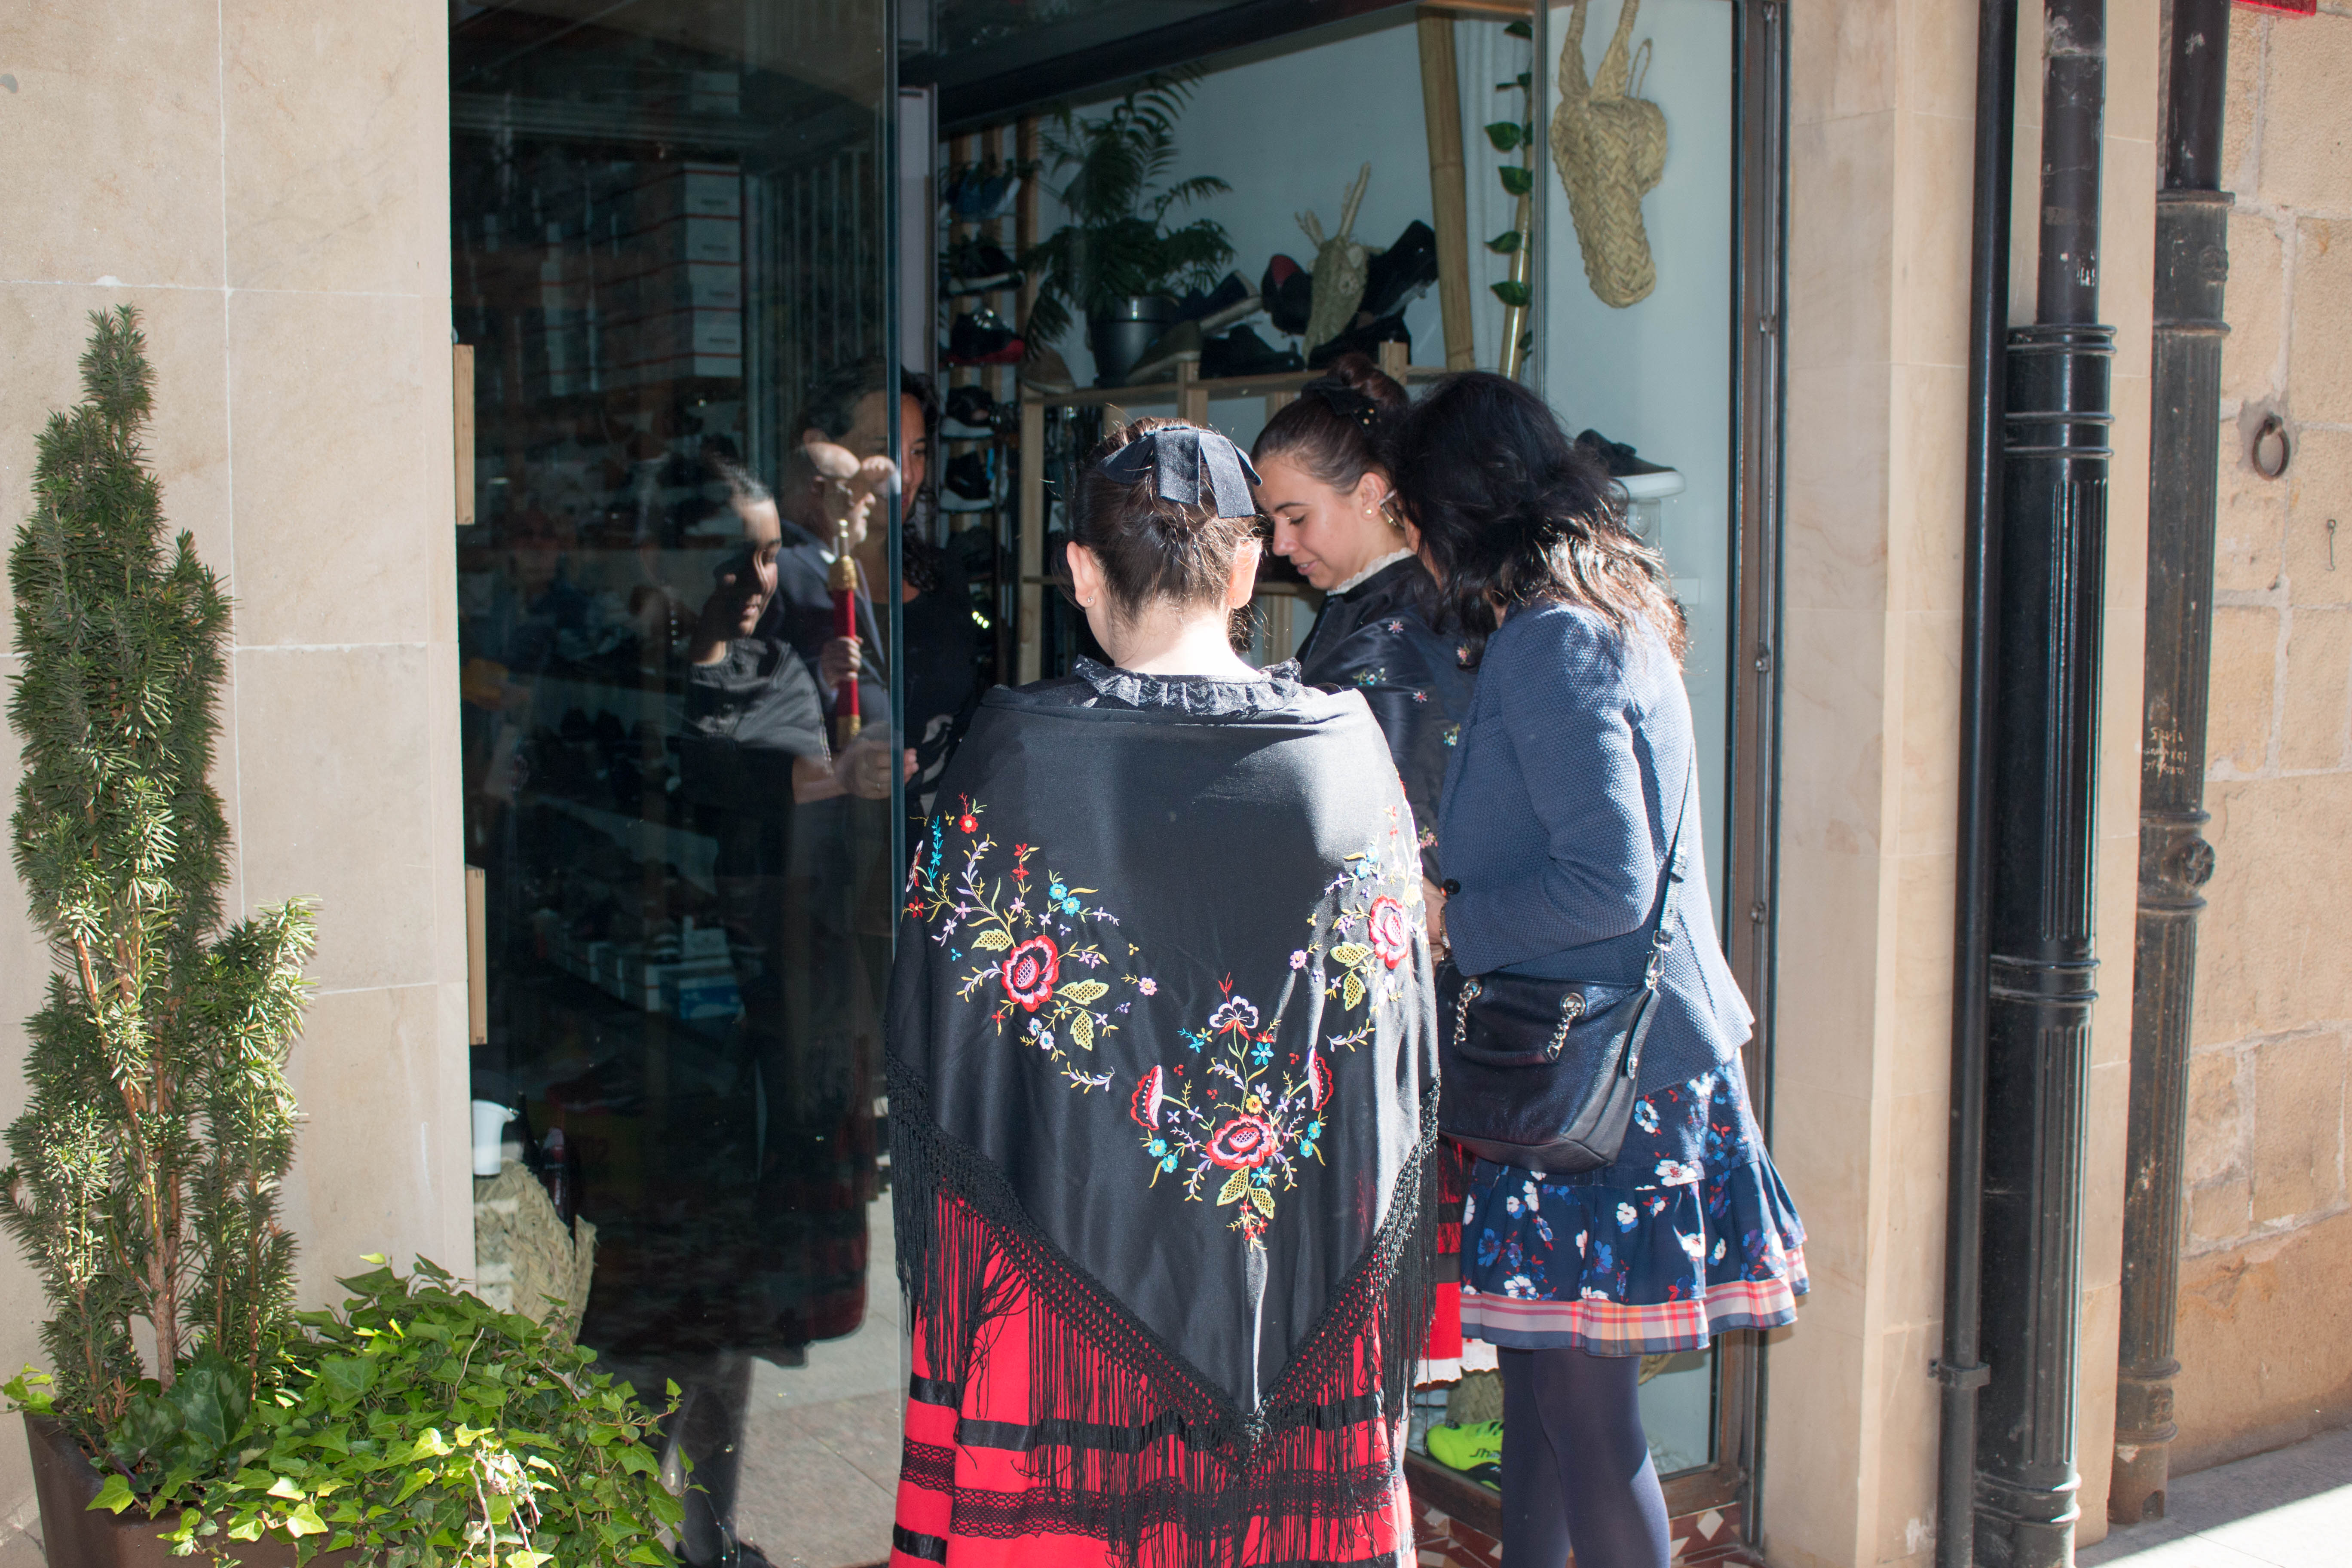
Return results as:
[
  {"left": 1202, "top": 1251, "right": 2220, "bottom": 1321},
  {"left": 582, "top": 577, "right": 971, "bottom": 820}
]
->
[
  {"left": 1, "top": 306, "right": 321, "bottom": 1565},
  {"left": 5, "top": 308, "right": 686, "bottom": 1568}
]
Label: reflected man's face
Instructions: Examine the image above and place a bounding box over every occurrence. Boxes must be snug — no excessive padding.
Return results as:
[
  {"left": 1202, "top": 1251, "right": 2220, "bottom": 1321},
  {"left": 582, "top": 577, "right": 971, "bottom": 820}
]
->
[{"left": 841, "top": 392, "right": 929, "bottom": 500}]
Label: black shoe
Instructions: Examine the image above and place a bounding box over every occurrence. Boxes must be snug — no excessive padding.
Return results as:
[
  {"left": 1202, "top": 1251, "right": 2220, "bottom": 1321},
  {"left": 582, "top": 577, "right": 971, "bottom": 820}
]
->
[
  {"left": 1172, "top": 271, "right": 1261, "bottom": 334},
  {"left": 943, "top": 166, "right": 1021, "bottom": 222},
  {"left": 1200, "top": 324, "right": 1305, "bottom": 380},
  {"left": 1574, "top": 428, "right": 1675, "bottom": 479},
  {"left": 1358, "top": 220, "right": 1439, "bottom": 322},
  {"left": 1260, "top": 255, "right": 1314, "bottom": 338},
  {"left": 943, "top": 239, "right": 1022, "bottom": 297},
  {"left": 1307, "top": 311, "right": 1409, "bottom": 370},
  {"left": 942, "top": 384, "right": 999, "bottom": 439},
  {"left": 943, "top": 451, "right": 994, "bottom": 511},
  {"left": 946, "top": 308, "right": 1024, "bottom": 366}
]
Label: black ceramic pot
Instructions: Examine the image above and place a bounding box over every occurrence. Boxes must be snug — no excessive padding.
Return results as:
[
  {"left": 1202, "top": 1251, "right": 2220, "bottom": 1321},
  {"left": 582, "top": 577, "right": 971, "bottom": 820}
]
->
[{"left": 1086, "top": 295, "right": 1176, "bottom": 387}]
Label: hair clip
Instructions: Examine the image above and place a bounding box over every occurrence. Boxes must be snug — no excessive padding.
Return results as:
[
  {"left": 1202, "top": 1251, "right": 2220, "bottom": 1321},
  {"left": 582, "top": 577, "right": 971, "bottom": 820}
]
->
[
  {"left": 1300, "top": 379, "right": 1382, "bottom": 430},
  {"left": 1096, "top": 424, "right": 1262, "bottom": 519}
]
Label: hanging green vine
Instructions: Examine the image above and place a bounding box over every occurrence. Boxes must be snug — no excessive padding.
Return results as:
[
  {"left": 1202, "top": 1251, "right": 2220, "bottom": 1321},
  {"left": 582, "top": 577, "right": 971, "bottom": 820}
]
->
[{"left": 1484, "top": 19, "right": 1537, "bottom": 371}]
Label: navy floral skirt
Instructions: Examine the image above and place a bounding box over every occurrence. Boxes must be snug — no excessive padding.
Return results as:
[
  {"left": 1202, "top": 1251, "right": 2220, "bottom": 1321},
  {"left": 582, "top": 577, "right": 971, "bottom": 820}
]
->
[{"left": 1458, "top": 1061, "right": 1807, "bottom": 1355}]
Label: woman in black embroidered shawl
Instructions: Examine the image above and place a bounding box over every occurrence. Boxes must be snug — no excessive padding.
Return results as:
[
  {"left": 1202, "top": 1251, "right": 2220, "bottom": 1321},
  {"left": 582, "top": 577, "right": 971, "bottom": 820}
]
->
[{"left": 888, "top": 419, "right": 1439, "bottom": 1568}]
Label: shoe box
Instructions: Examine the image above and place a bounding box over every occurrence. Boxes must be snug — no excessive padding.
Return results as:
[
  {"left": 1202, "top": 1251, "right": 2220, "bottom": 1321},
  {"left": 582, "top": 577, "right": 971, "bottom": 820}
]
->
[{"left": 594, "top": 161, "right": 747, "bottom": 386}]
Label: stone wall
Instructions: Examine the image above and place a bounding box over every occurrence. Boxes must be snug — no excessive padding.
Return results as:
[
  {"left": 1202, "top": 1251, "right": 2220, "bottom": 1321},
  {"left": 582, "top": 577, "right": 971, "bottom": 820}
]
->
[
  {"left": 2174, "top": 0, "right": 2352, "bottom": 1477},
  {"left": 1761, "top": 0, "right": 2157, "bottom": 1562},
  {"left": 0, "top": 5, "right": 468, "bottom": 1562}
]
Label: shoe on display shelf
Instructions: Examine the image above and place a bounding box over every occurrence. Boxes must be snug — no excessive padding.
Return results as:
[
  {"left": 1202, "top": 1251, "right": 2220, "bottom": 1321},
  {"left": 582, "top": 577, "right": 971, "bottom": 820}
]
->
[
  {"left": 1260, "top": 254, "right": 1314, "bottom": 338},
  {"left": 1358, "top": 220, "right": 1439, "bottom": 322},
  {"left": 1121, "top": 320, "right": 1204, "bottom": 387},
  {"left": 1172, "top": 271, "right": 1262, "bottom": 335},
  {"left": 946, "top": 308, "right": 1025, "bottom": 366},
  {"left": 943, "top": 239, "right": 1023, "bottom": 297},
  {"left": 1199, "top": 325, "right": 1304, "bottom": 381},
  {"left": 942, "top": 450, "right": 995, "bottom": 512},
  {"left": 942, "top": 384, "right": 1000, "bottom": 440},
  {"left": 943, "top": 166, "right": 1023, "bottom": 223},
  {"left": 1307, "top": 310, "right": 1409, "bottom": 371},
  {"left": 1423, "top": 1420, "right": 1504, "bottom": 1490},
  {"left": 1574, "top": 427, "right": 1675, "bottom": 481},
  {"left": 1019, "top": 345, "right": 1078, "bottom": 396}
]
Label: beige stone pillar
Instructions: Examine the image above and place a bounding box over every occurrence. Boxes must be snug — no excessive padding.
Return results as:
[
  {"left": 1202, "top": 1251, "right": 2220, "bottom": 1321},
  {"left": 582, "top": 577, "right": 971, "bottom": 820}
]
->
[
  {"left": 0, "top": 1, "right": 467, "bottom": 1548},
  {"left": 1762, "top": 1, "right": 2155, "bottom": 1562}
]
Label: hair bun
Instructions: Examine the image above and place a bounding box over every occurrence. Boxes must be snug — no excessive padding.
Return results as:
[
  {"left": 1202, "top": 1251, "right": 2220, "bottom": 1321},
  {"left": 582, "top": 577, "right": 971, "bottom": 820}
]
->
[{"left": 1310, "top": 351, "right": 1407, "bottom": 411}]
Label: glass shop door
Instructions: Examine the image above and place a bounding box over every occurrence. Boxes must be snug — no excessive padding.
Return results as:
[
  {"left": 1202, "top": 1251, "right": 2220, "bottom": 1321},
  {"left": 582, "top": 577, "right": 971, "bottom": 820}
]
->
[
  {"left": 448, "top": 6, "right": 926, "bottom": 1565},
  {"left": 1525, "top": 0, "right": 1786, "bottom": 1531}
]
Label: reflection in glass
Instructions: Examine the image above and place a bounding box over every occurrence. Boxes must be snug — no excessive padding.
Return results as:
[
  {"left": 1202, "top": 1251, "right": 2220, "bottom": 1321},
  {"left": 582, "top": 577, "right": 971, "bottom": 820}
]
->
[{"left": 449, "top": 5, "right": 915, "bottom": 1563}]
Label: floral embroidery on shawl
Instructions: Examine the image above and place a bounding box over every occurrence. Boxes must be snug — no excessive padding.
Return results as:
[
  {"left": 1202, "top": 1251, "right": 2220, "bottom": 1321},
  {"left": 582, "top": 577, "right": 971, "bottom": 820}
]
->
[
  {"left": 906, "top": 791, "right": 1423, "bottom": 1249},
  {"left": 905, "top": 795, "right": 1146, "bottom": 1093}
]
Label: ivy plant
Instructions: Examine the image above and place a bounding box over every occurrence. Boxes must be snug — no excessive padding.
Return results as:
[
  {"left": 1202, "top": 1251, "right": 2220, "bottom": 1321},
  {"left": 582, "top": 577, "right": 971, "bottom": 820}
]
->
[
  {"left": 62, "top": 1259, "right": 683, "bottom": 1568},
  {"left": 1487, "top": 20, "right": 1538, "bottom": 338}
]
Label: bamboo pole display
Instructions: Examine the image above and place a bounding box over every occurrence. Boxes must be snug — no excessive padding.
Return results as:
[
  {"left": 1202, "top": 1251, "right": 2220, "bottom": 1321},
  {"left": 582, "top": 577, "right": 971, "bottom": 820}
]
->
[{"left": 1418, "top": 13, "right": 1477, "bottom": 370}]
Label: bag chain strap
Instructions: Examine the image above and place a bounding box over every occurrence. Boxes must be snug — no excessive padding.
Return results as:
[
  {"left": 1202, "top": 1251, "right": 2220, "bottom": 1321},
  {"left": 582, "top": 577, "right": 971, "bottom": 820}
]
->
[{"left": 1451, "top": 977, "right": 1482, "bottom": 1050}]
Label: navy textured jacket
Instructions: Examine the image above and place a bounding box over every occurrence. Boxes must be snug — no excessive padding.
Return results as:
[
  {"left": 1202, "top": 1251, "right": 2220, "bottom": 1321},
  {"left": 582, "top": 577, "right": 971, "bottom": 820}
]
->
[{"left": 1437, "top": 600, "right": 1752, "bottom": 1090}]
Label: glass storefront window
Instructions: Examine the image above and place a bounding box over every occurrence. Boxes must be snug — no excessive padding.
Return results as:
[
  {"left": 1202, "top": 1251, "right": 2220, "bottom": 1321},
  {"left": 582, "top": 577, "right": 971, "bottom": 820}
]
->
[
  {"left": 1534, "top": 0, "right": 1741, "bottom": 1480},
  {"left": 450, "top": 5, "right": 909, "bottom": 1563}
]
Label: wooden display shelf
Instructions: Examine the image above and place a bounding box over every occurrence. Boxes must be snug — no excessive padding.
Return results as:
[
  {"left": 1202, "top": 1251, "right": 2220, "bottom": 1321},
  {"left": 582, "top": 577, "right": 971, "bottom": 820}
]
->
[{"left": 1019, "top": 357, "right": 1452, "bottom": 413}]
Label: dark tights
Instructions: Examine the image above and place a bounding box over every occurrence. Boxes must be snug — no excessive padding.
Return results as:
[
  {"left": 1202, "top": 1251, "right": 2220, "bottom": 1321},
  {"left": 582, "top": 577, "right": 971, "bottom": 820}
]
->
[{"left": 1498, "top": 1346, "right": 1671, "bottom": 1568}]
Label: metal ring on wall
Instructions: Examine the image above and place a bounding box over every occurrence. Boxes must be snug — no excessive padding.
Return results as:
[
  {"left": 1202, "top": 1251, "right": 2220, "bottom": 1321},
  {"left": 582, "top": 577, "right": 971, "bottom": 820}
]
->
[{"left": 2251, "top": 412, "right": 2291, "bottom": 480}]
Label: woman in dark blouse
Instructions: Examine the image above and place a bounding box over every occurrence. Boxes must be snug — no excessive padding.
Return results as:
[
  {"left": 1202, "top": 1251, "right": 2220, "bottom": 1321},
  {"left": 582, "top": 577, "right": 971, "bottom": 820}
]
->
[
  {"left": 1395, "top": 374, "right": 1806, "bottom": 1568},
  {"left": 1253, "top": 352, "right": 1471, "bottom": 891},
  {"left": 1254, "top": 356, "right": 1479, "bottom": 1387}
]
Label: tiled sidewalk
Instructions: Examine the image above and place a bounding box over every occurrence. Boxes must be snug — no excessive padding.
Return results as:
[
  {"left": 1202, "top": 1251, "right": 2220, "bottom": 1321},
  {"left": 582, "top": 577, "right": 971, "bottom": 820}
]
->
[{"left": 2079, "top": 1424, "right": 2352, "bottom": 1567}]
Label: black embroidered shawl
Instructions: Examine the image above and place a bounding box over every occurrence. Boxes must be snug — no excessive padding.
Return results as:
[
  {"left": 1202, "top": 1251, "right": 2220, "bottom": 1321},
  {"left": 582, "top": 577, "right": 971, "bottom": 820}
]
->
[{"left": 888, "top": 668, "right": 1439, "bottom": 1565}]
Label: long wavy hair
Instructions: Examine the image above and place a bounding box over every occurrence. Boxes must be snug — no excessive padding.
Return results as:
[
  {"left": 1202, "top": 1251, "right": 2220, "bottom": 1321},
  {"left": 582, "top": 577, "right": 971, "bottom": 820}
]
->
[{"left": 1390, "top": 372, "right": 1684, "bottom": 667}]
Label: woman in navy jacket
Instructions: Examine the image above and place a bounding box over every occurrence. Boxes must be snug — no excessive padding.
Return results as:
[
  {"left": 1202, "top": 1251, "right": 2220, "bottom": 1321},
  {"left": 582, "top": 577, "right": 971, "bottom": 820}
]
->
[{"left": 1395, "top": 374, "right": 1806, "bottom": 1568}]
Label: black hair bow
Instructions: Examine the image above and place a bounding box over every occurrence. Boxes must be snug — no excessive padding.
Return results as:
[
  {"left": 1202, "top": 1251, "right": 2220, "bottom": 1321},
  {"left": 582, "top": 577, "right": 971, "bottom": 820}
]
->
[
  {"left": 1300, "top": 379, "right": 1382, "bottom": 430},
  {"left": 1097, "top": 424, "right": 1262, "bottom": 520}
]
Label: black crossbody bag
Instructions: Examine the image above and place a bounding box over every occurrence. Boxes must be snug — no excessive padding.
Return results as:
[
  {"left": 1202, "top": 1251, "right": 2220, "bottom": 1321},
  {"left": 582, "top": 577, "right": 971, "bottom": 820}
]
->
[{"left": 1434, "top": 761, "right": 1692, "bottom": 1174}]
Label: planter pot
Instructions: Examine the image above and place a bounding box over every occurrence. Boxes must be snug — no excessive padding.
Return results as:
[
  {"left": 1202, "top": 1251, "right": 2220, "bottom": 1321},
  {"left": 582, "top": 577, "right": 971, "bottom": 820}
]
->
[
  {"left": 24, "top": 1413, "right": 361, "bottom": 1568},
  {"left": 1087, "top": 295, "right": 1176, "bottom": 387}
]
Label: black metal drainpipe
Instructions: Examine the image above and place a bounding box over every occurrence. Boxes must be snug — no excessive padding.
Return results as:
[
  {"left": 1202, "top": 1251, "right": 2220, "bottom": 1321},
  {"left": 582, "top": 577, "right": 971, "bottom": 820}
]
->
[
  {"left": 1975, "top": 0, "right": 2115, "bottom": 1562},
  {"left": 2110, "top": 0, "right": 2230, "bottom": 1527},
  {"left": 1935, "top": 2, "right": 2018, "bottom": 1563}
]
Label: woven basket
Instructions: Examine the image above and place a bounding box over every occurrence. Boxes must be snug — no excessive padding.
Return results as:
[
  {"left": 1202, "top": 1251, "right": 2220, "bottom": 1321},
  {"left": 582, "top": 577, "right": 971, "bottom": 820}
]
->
[
  {"left": 1550, "top": 0, "right": 1667, "bottom": 308},
  {"left": 472, "top": 1160, "right": 597, "bottom": 1341}
]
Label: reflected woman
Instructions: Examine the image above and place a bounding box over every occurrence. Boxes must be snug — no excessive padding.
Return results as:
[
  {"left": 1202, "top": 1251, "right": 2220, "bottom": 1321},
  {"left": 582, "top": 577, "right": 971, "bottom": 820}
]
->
[{"left": 888, "top": 420, "right": 1440, "bottom": 1568}]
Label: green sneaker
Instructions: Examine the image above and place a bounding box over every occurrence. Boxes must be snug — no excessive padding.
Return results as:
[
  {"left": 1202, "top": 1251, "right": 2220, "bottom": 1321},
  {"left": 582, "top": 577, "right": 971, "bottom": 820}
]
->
[{"left": 1424, "top": 1420, "right": 1505, "bottom": 1474}]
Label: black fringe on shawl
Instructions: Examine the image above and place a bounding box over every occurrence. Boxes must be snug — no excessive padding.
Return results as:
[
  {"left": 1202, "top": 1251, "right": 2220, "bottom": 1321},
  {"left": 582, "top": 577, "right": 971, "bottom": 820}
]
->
[{"left": 889, "top": 1058, "right": 1440, "bottom": 1568}]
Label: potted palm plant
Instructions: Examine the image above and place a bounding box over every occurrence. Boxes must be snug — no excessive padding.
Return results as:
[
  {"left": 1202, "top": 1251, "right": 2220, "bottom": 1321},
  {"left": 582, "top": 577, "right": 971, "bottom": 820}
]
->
[{"left": 1019, "top": 77, "right": 1234, "bottom": 386}]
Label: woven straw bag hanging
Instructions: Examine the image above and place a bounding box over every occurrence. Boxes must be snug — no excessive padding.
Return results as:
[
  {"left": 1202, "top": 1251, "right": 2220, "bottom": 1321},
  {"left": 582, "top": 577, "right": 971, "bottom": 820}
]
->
[{"left": 1550, "top": 0, "right": 1668, "bottom": 309}]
